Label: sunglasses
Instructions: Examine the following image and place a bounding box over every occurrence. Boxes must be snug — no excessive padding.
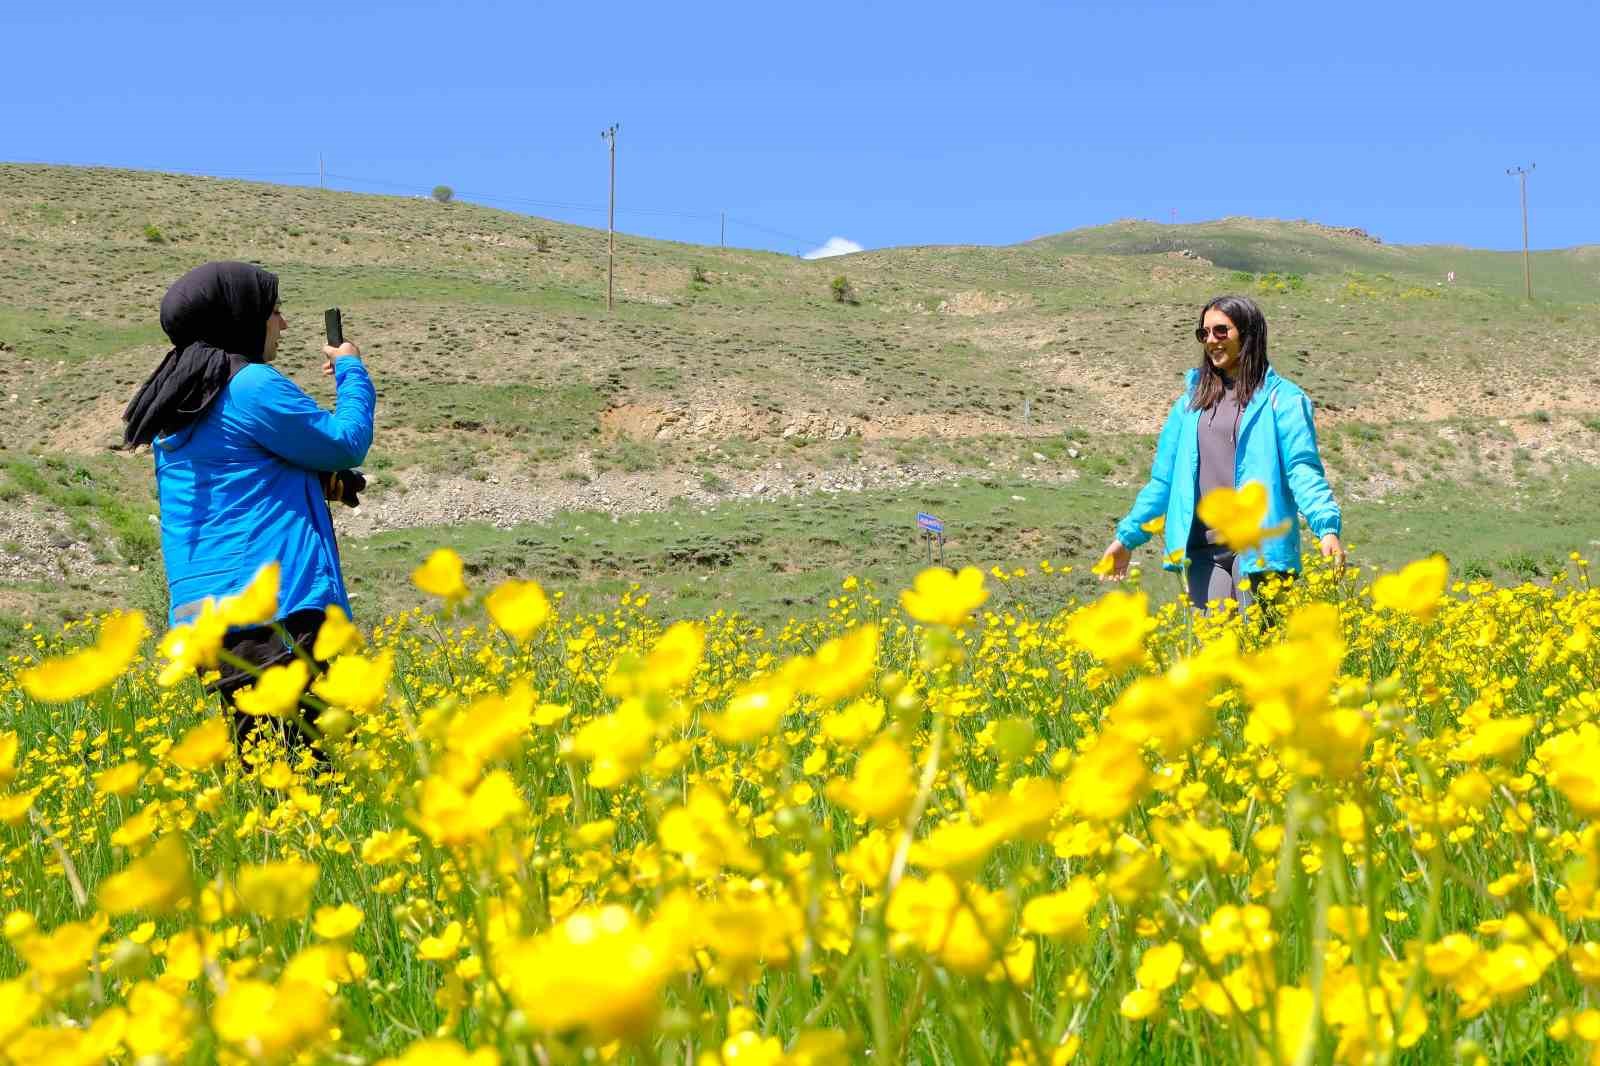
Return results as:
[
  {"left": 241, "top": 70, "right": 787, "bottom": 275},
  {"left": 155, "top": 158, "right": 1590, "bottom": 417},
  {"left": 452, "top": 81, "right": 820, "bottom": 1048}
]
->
[{"left": 1195, "top": 324, "right": 1233, "bottom": 342}]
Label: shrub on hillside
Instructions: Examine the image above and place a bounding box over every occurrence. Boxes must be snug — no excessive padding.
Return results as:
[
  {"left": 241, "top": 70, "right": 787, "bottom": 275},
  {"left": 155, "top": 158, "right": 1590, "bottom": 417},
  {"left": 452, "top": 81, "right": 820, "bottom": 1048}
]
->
[
  {"left": 830, "top": 275, "right": 857, "bottom": 305},
  {"left": 143, "top": 224, "right": 165, "bottom": 244},
  {"left": 432, "top": 186, "right": 454, "bottom": 204}
]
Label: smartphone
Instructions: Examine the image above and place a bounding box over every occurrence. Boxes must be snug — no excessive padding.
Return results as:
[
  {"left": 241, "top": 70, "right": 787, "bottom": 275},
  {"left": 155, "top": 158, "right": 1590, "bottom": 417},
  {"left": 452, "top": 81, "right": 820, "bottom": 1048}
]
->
[{"left": 324, "top": 307, "right": 344, "bottom": 347}]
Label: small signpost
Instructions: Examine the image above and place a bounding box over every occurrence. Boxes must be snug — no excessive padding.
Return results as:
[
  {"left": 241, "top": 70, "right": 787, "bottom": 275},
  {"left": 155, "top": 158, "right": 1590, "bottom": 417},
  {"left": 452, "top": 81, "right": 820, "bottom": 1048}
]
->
[{"left": 916, "top": 511, "right": 946, "bottom": 565}]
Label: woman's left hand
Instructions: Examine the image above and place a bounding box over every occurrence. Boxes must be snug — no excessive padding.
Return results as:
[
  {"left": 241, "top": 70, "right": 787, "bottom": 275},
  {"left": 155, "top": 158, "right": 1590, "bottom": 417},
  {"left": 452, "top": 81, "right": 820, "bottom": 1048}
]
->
[{"left": 1320, "top": 533, "right": 1346, "bottom": 570}]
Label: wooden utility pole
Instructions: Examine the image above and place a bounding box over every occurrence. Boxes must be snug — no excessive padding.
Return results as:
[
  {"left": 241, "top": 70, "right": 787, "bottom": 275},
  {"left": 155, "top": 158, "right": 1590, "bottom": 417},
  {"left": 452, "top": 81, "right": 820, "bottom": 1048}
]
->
[
  {"left": 601, "top": 124, "right": 619, "bottom": 311},
  {"left": 1507, "top": 163, "right": 1535, "bottom": 300},
  {"left": 318, "top": 153, "right": 325, "bottom": 190}
]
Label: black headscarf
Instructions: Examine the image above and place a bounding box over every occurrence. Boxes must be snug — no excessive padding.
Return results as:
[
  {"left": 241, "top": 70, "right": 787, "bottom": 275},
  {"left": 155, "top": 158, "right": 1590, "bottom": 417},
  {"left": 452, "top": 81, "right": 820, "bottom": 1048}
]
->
[{"left": 122, "top": 261, "right": 280, "bottom": 447}]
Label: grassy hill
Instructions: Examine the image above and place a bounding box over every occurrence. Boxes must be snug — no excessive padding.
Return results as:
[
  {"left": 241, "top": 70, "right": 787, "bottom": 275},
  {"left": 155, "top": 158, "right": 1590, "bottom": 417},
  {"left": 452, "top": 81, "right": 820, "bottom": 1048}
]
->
[{"left": 2, "top": 163, "right": 1597, "bottom": 641}]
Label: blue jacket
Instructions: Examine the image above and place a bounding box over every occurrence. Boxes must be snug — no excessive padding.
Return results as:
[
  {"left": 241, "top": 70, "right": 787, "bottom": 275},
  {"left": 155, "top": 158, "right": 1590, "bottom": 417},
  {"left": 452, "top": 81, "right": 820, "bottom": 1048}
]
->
[
  {"left": 153, "top": 359, "right": 376, "bottom": 627},
  {"left": 1114, "top": 366, "right": 1340, "bottom": 574}
]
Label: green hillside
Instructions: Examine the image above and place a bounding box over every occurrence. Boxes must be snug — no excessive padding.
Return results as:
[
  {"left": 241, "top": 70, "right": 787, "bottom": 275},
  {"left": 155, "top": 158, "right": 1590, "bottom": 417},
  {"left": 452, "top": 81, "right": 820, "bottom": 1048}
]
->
[{"left": 1, "top": 163, "right": 1597, "bottom": 639}]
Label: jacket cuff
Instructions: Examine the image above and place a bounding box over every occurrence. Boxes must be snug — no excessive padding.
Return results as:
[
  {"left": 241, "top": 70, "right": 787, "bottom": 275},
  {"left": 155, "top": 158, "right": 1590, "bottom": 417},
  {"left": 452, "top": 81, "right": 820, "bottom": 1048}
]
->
[
  {"left": 1307, "top": 514, "right": 1342, "bottom": 538},
  {"left": 1114, "top": 520, "right": 1150, "bottom": 551}
]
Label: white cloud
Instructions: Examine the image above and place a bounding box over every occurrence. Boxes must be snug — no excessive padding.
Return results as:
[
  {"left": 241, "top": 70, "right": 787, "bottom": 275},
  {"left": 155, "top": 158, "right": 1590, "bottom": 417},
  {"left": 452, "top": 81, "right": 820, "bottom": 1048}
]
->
[{"left": 802, "top": 236, "right": 864, "bottom": 260}]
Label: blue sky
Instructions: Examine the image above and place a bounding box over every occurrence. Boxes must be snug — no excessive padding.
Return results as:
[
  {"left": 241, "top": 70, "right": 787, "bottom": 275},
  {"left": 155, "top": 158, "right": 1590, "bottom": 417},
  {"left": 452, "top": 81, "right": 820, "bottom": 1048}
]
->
[{"left": 8, "top": 0, "right": 1598, "bottom": 255}]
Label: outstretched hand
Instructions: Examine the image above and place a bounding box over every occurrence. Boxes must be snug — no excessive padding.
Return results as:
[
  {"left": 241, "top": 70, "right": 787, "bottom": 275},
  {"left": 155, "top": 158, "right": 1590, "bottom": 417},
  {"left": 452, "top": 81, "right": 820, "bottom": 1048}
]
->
[
  {"left": 1096, "top": 538, "right": 1131, "bottom": 581},
  {"left": 1320, "top": 532, "right": 1347, "bottom": 571},
  {"left": 323, "top": 341, "right": 362, "bottom": 376}
]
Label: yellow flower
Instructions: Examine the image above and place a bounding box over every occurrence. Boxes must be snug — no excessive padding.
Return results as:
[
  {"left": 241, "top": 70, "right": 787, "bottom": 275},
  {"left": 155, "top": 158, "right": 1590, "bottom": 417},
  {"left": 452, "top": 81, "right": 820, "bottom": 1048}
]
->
[
  {"left": 18, "top": 610, "right": 147, "bottom": 702},
  {"left": 1135, "top": 941, "right": 1185, "bottom": 990},
  {"left": 820, "top": 697, "right": 886, "bottom": 748},
  {"left": 572, "top": 699, "right": 656, "bottom": 788},
  {"left": 98, "top": 834, "right": 193, "bottom": 916},
  {"left": 212, "top": 976, "right": 333, "bottom": 1061},
  {"left": 0, "top": 733, "right": 17, "bottom": 789},
  {"left": 707, "top": 677, "right": 793, "bottom": 744},
  {"left": 155, "top": 603, "right": 229, "bottom": 686},
  {"left": 418, "top": 921, "right": 465, "bottom": 961},
  {"left": 793, "top": 624, "right": 879, "bottom": 704},
  {"left": 1064, "top": 732, "right": 1148, "bottom": 822},
  {"left": 312, "top": 650, "right": 393, "bottom": 711},
  {"left": 1540, "top": 724, "right": 1600, "bottom": 818},
  {"left": 1371, "top": 555, "right": 1450, "bottom": 621},
  {"left": 412, "top": 547, "right": 469, "bottom": 600},
  {"left": 899, "top": 566, "right": 989, "bottom": 627},
  {"left": 1021, "top": 877, "right": 1099, "bottom": 940},
  {"left": 125, "top": 981, "right": 197, "bottom": 1060},
  {"left": 826, "top": 735, "right": 914, "bottom": 823},
  {"left": 443, "top": 683, "right": 534, "bottom": 783},
  {"left": 378, "top": 1039, "right": 501, "bottom": 1066},
  {"left": 237, "top": 857, "right": 320, "bottom": 921},
  {"left": 1194, "top": 482, "right": 1289, "bottom": 552},
  {"left": 1140, "top": 515, "right": 1166, "bottom": 535},
  {"left": 658, "top": 785, "right": 761, "bottom": 876},
  {"left": 313, "top": 903, "right": 364, "bottom": 940},
  {"left": 643, "top": 621, "right": 704, "bottom": 692},
  {"left": 221, "top": 562, "right": 280, "bottom": 626},
  {"left": 13, "top": 917, "right": 103, "bottom": 996},
  {"left": 886, "top": 873, "right": 1010, "bottom": 976},
  {"left": 232, "top": 659, "right": 311, "bottom": 718},
  {"left": 111, "top": 803, "right": 162, "bottom": 849},
  {"left": 485, "top": 578, "right": 552, "bottom": 641},
  {"left": 94, "top": 760, "right": 146, "bottom": 797},
  {"left": 497, "top": 905, "right": 671, "bottom": 1042},
  {"left": 168, "top": 718, "right": 232, "bottom": 772},
  {"left": 1119, "top": 986, "right": 1161, "bottom": 1020},
  {"left": 414, "top": 771, "right": 525, "bottom": 847},
  {"left": 313, "top": 604, "right": 363, "bottom": 661},
  {"left": 1106, "top": 670, "right": 1217, "bottom": 757},
  {"left": 1450, "top": 715, "right": 1533, "bottom": 763},
  {"left": 360, "top": 828, "right": 419, "bottom": 866},
  {"left": 1066, "top": 590, "right": 1153, "bottom": 672},
  {"left": 0, "top": 790, "right": 36, "bottom": 826}
]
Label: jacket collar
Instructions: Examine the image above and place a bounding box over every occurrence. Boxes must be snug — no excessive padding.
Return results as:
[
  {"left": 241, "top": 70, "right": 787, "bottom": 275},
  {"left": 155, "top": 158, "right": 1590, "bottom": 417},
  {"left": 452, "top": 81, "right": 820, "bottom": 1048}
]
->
[{"left": 1237, "top": 365, "right": 1280, "bottom": 441}]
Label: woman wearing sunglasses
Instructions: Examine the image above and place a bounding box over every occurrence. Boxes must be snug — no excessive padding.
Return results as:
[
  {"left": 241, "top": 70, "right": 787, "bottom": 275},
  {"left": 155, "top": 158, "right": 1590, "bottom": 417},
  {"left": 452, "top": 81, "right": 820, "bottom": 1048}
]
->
[{"left": 1096, "top": 294, "right": 1344, "bottom": 611}]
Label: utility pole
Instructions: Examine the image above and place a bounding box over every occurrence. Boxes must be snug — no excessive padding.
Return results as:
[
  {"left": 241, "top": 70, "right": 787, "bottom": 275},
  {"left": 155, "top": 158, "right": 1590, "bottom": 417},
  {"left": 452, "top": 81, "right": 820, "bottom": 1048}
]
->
[
  {"left": 318, "top": 153, "right": 324, "bottom": 190},
  {"left": 721, "top": 211, "right": 726, "bottom": 248},
  {"left": 601, "top": 124, "right": 619, "bottom": 311},
  {"left": 1506, "top": 163, "right": 1535, "bottom": 300}
]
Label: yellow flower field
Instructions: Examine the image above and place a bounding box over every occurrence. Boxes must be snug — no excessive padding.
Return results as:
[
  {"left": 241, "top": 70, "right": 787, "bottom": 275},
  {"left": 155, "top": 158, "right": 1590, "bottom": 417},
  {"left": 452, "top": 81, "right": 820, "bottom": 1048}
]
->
[{"left": 1, "top": 546, "right": 1598, "bottom": 1065}]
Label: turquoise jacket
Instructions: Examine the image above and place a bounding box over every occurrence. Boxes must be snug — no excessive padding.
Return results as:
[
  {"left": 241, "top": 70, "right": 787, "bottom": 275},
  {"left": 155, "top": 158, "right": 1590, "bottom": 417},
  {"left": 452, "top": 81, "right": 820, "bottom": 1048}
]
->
[
  {"left": 1114, "top": 366, "right": 1340, "bottom": 574},
  {"left": 154, "top": 360, "right": 376, "bottom": 627}
]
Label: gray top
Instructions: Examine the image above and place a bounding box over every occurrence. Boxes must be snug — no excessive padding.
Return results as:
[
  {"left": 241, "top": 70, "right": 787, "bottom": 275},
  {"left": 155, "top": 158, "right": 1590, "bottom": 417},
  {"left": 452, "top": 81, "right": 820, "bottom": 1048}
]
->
[{"left": 1189, "top": 376, "right": 1242, "bottom": 549}]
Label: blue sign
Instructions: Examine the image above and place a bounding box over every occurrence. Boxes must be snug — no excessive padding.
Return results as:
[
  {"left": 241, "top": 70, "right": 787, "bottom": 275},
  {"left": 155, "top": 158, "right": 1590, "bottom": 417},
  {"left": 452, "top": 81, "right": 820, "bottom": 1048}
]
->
[{"left": 916, "top": 512, "right": 944, "bottom": 534}]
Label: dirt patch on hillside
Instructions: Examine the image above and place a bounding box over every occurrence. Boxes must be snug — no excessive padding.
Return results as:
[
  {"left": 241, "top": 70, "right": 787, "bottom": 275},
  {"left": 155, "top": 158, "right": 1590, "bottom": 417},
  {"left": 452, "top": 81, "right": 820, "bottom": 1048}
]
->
[
  {"left": 0, "top": 508, "right": 116, "bottom": 584},
  {"left": 600, "top": 399, "right": 1020, "bottom": 443},
  {"left": 601, "top": 401, "right": 772, "bottom": 442},
  {"left": 938, "top": 291, "right": 1018, "bottom": 316},
  {"left": 47, "top": 394, "right": 127, "bottom": 452}
]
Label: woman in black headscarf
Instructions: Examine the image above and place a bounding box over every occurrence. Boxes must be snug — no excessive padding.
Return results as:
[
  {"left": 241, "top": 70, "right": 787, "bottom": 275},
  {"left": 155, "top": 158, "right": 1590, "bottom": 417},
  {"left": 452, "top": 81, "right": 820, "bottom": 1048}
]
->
[{"left": 125, "top": 261, "right": 377, "bottom": 747}]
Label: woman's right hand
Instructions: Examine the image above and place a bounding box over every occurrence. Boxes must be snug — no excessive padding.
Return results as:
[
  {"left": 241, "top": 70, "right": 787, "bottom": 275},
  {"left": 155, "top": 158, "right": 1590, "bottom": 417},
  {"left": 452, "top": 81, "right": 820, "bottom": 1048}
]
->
[
  {"left": 1097, "top": 538, "right": 1131, "bottom": 581},
  {"left": 323, "top": 341, "right": 362, "bottom": 375}
]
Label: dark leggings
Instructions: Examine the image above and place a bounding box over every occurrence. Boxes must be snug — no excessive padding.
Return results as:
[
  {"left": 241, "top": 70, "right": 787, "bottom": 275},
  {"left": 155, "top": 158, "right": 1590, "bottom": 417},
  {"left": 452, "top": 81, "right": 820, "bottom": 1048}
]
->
[
  {"left": 208, "top": 608, "right": 329, "bottom": 750},
  {"left": 1187, "top": 547, "right": 1293, "bottom": 623}
]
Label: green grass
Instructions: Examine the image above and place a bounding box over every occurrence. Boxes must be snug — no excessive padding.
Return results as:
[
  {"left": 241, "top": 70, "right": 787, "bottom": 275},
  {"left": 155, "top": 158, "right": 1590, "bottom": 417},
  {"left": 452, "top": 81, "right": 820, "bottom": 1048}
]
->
[{"left": 329, "top": 466, "right": 1600, "bottom": 632}]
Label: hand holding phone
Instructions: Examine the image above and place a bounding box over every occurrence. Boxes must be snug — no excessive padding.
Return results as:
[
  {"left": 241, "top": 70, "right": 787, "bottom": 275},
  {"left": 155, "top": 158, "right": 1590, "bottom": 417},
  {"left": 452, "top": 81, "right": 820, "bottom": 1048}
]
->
[{"left": 322, "top": 307, "right": 361, "bottom": 374}]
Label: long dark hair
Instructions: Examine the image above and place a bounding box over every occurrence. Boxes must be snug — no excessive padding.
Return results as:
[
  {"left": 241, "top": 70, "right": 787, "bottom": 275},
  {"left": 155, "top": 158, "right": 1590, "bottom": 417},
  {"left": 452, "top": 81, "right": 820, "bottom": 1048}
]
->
[{"left": 1189, "top": 294, "right": 1269, "bottom": 412}]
